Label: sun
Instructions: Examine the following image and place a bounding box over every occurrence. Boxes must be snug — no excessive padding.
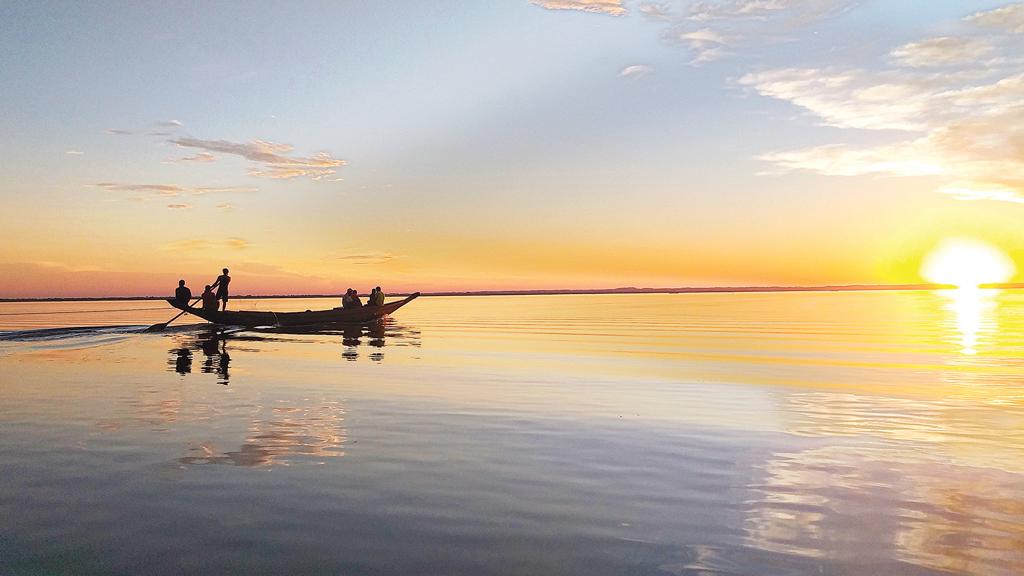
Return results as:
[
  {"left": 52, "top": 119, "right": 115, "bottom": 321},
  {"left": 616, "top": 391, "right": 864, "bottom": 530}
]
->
[{"left": 921, "top": 238, "right": 1016, "bottom": 288}]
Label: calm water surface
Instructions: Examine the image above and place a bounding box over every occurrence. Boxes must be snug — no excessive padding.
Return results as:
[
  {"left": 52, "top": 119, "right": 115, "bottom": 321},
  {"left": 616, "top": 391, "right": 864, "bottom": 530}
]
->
[{"left": 1, "top": 292, "right": 1023, "bottom": 575}]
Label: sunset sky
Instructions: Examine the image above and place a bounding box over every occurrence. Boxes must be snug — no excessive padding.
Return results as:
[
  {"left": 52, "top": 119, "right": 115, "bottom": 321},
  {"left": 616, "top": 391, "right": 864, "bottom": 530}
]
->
[{"left": 2, "top": 1, "right": 1023, "bottom": 297}]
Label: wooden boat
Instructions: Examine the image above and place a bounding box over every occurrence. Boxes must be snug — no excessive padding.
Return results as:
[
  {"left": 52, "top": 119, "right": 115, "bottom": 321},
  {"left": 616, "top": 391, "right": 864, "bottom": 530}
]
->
[{"left": 166, "top": 293, "right": 420, "bottom": 327}]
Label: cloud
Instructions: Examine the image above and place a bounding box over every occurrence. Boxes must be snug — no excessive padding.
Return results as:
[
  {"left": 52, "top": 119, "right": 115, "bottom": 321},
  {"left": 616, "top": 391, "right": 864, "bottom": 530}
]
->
[
  {"left": 530, "top": 0, "right": 625, "bottom": 16},
  {"left": 689, "top": 0, "right": 789, "bottom": 21},
  {"left": 639, "top": 2, "right": 671, "bottom": 20},
  {"left": 107, "top": 129, "right": 134, "bottom": 135},
  {"left": 738, "top": 67, "right": 942, "bottom": 130},
  {"left": 940, "top": 182, "right": 1024, "bottom": 204},
  {"left": 742, "top": 62, "right": 1024, "bottom": 202},
  {"left": 890, "top": 37, "right": 994, "bottom": 68},
  {"left": 95, "top": 182, "right": 258, "bottom": 197},
  {"left": 176, "top": 152, "right": 217, "bottom": 163},
  {"left": 163, "top": 238, "right": 251, "bottom": 252},
  {"left": 656, "top": 0, "right": 859, "bottom": 64},
  {"left": 65, "top": 149, "right": 84, "bottom": 155},
  {"left": 160, "top": 119, "right": 184, "bottom": 127},
  {"left": 336, "top": 253, "right": 396, "bottom": 265},
  {"left": 619, "top": 64, "right": 654, "bottom": 78},
  {"left": 166, "top": 203, "right": 192, "bottom": 209},
  {"left": 216, "top": 203, "right": 234, "bottom": 210},
  {"left": 170, "top": 137, "right": 346, "bottom": 180},
  {"left": 677, "top": 27, "right": 730, "bottom": 63},
  {"left": 965, "top": 3, "right": 1024, "bottom": 34}
]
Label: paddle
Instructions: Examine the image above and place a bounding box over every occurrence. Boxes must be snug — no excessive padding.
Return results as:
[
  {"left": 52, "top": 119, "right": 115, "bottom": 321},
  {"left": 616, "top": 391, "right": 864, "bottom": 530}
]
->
[{"left": 145, "top": 285, "right": 209, "bottom": 332}]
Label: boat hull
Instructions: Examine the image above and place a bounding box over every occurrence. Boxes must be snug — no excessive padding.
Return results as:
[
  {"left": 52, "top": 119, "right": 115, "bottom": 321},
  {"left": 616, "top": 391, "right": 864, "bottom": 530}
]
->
[{"left": 166, "top": 293, "right": 420, "bottom": 327}]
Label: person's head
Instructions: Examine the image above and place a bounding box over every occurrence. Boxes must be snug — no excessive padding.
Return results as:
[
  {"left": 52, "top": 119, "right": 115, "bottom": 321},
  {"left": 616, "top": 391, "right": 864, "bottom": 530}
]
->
[
  {"left": 179, "top": 279, "right": 186, "bottom": 287},
  {"left": 375, "top": 286, "right": 381, "bottom": 291},
  {"left": 222, "top": 268, "right": 229, "bottom": 274},
  {"left": 204, "top": 285, "right": 212, "bottom": 292}
]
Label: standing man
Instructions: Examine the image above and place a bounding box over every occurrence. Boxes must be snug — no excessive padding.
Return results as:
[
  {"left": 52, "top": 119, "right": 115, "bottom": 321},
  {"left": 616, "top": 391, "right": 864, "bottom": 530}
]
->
[{"left": 211, "top": 268, "right": 231, "bottom": 311}]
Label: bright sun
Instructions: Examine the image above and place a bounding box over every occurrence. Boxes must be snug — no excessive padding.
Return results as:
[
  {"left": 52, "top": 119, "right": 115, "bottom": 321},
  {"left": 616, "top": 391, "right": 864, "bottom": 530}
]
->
[{"left": 921, "top": 238, "right": 1016, "bottom": 288}]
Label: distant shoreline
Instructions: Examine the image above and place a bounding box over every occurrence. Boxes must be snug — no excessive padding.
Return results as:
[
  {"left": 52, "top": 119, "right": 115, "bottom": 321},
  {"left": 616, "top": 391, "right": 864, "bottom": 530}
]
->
[{"left": 4, "top": 283, "right": 1022, "bottom": 303}]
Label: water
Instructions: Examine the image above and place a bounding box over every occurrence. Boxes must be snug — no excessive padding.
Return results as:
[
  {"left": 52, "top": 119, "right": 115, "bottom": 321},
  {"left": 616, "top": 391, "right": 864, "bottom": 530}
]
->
[{"left": 1, "top": 291, "right": 1023, "bottom": 575}]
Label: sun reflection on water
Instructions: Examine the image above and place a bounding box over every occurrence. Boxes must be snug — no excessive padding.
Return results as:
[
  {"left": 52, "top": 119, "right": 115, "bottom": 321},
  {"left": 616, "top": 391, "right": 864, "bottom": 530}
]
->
[{"left": 943, "top": 288, "right": 998, "bottom": 355}]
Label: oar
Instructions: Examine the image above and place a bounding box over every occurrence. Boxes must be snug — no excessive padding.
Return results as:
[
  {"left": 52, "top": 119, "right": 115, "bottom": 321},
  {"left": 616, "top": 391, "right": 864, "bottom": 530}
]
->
[{"left": 145, "top": 292, "right": 205, "bottom": 332}]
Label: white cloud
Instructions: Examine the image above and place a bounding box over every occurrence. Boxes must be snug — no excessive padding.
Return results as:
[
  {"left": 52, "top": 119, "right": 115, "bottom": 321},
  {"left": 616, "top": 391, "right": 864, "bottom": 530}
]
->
[
  {"left": 890, "top": 37, "right": 994, "bottom": 68},
  {"left": 965, "top": 3, "right": 1024, "bottom": 34},
  {"left": 743, "top": 64, "right": 1024, "bottom": 203},
  {"left": 530, "top": 0, "right": 625, "bottom": 16},
  {"left": 678, "top": 27, "right": 731, "bottom": 63},
  {"left": 65, "top": 149, "right": 84, "bottom": 155},
  {"left": 619, "top": 64, "right": 654, "bottom": 78},
  {"left": 160, "top": 119, "right": 184, "bottom": 127}
]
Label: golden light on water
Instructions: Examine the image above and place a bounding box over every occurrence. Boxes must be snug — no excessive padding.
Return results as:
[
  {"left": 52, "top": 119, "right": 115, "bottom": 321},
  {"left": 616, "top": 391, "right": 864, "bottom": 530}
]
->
[{"left": 920, "top": 238, "right": 1013, "bottom": 355}]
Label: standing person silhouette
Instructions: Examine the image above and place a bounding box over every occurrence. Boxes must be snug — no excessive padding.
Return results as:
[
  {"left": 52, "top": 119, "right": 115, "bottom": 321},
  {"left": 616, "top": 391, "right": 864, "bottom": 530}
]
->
[{"left": 211, "top": 268, "right": 231, "bottom": 311}]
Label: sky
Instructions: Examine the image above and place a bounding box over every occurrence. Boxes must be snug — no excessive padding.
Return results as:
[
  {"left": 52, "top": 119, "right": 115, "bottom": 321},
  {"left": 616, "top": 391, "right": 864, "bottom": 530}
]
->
[{"left": 1, "top": 0, "right": 1023, "bottom": 297}]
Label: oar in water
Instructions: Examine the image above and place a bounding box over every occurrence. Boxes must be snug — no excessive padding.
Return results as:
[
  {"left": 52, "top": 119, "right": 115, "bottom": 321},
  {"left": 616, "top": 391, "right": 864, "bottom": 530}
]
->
[{"left": 145, "top": 295, "right": 203, "bottom": 332}]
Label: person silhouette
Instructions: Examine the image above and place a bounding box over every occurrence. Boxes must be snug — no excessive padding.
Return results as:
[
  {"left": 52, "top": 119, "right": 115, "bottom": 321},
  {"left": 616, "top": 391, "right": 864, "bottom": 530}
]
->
[
  {"left": 174, "top": 279, "right": 192, "bottom": 306},
  {"left": 211, "top": 268, "right": 231, "bottom": 311}
]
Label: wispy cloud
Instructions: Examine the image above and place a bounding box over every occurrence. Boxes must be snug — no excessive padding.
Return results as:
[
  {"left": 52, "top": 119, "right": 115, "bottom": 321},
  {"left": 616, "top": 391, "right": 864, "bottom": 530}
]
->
[
  {"left": 676, "top": 27, "right": 730, "bottom": 63},
  {"left": 163, "top": 238, "right": 251, "bottom": 252},
  {"left": 619, "top": 64, "right": 654, "bottom": 78},
  {"left": 94, "top": 182, "right": 258, "bottom": 196},
  {"left": 65, "top": 149, "right": 84, "bottom": 155},
  {"left": 639, "top": 2, "right": 671, "bottom": 20},
  {"left": 159, "top": 119, "right": 184, "bottom": 127},
  {"left": 216, "top": 203, "right": 234, "bottom": 210},
  {"left": 890, "top": 37, "right": 993, "bottom": 68},
  {"left": 742, "top": 18, "right": 1024, "bottom": 205},
  {"left": 336, "top": 253, "right": 397, "bottom": 265},
  {"left": 175, "top": 152, "right": 217, "bottom": 163},
  {"left": 965, "top": 2, "right": 1024, "bottom": 34},
  {"left": 656, "top": 0, "right": 859, "bottom": 64},
  {"left": 107, "top": 129, "right": 134, "bottom": 136},
  {"left": 530, "top": 0, "right": 625, "bottom": 16},
  {"left": 169, "top": 137, "right": 346, "bottom": 180},
  {"left": 166, "top": 203, "right": 192, "bottom": 209}
]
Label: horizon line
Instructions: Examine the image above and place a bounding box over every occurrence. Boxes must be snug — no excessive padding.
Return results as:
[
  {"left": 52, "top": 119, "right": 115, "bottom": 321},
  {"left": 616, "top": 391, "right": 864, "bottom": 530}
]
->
[{"left": 4, "top": 282, "right": 1022, "bottom": 303}]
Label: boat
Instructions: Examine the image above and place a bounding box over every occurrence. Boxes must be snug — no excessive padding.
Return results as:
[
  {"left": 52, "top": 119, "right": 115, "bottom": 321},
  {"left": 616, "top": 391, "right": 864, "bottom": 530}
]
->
[{"left": 166, "top": 292, "right": 420, "bottom": 327}]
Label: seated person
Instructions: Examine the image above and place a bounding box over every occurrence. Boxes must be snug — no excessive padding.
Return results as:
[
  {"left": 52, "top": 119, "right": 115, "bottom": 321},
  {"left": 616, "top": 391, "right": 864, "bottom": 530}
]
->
[
  {"left": 201, "top": 285, "right": 218, "bottom": 311},
  {"left": 174, "top": 279, "right": 192, "bottom": 306},
  {"left": 371, "top": 286, "right": 385, "bottom": 306},
  {"left": 349, "top": 289, "right": 362, "bottom": 308},
  {"left": 341, "top": 288, "right": 355, "bottom": 309}
]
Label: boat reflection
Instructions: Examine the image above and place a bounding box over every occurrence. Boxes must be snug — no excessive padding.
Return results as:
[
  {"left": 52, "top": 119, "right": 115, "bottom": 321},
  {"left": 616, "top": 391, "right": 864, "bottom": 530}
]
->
[
  {"left": 167, "top": 328, "right": 231, "bottom": 384},
  {"left": 166, "top": 319, "right": 420, "bottom": 381}
]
